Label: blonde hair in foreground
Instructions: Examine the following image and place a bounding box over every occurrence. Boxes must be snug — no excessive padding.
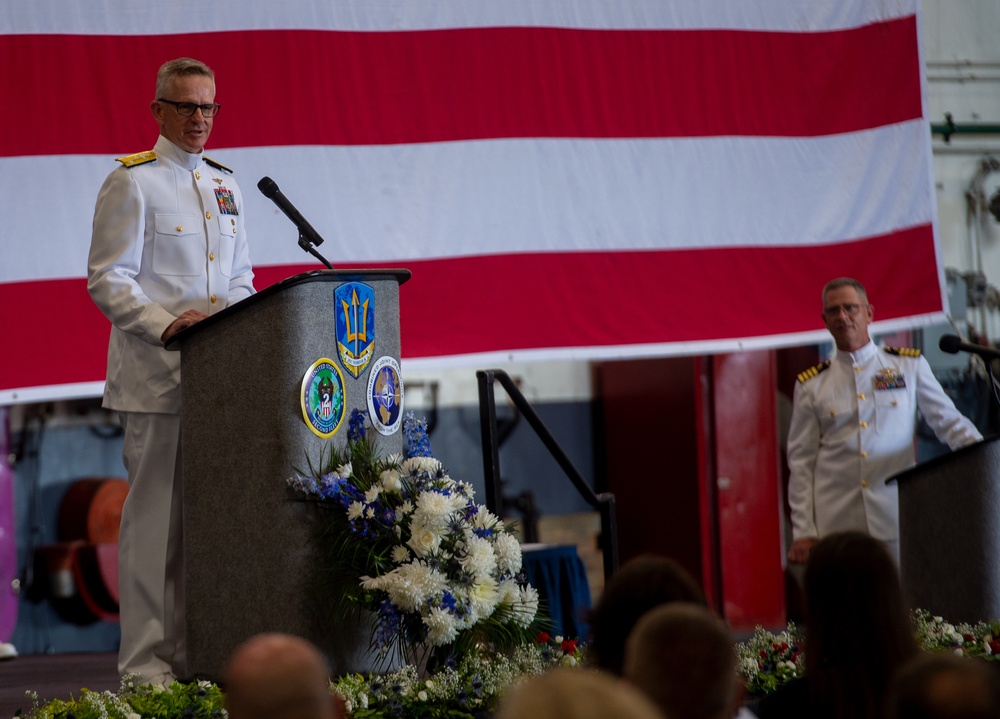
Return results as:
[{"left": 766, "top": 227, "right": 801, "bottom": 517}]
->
[{"left": 494, "top": 667, "right": 665, "bottom": 719}]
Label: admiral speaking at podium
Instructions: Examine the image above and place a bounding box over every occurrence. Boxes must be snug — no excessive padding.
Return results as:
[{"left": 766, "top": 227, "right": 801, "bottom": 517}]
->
[
  {"left": 87, "top": 58, "right": 255, "bottom": 687},
  {"left": 786, "top": 278, "right": 982, "bottom": 566}
]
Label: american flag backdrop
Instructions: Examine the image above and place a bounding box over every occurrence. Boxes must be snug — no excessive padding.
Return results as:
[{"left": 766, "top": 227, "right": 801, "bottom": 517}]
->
[{"left": 0, "top": 0, "right": 944, "bottom": 404}]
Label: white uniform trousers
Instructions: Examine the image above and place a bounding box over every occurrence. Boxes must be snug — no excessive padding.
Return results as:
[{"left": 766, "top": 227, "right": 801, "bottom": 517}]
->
[{"left": 118, "top": 412, "right": 185, "bottom": 684}]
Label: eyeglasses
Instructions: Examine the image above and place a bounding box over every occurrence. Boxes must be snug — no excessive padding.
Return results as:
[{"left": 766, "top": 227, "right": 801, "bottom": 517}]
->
[
  {"left": 823, "top": 303, "right": 866, "bottom": 319},
  {"left": 157, "top": 98, "right": 221, "bottom": 118}
]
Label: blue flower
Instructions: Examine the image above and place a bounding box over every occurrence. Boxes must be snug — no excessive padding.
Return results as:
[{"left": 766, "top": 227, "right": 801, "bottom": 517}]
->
[
  {"left": 403, "top": 411, "right": 433, "bottom": 458},
  {"left": 348, "top": 408, "right": 367, "bottom": 443}
]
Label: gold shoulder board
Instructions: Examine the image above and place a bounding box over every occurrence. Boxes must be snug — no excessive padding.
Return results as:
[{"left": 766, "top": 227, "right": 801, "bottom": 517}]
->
[
  {"left": 884, "top": 346, "right": 921, "bottom": 358},
  {"left": 797, "top": 360, "right": 831, "bottom": 384},
  {"left": 115, "top": 150, "right": 157, "bottom": 168},
  {"left": 204, "top": 156, "right": 233, "bottom": 174}
]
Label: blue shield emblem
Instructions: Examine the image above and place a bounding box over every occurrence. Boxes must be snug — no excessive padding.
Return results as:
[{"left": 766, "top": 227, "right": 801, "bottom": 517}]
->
[{"left": 335, "top": 282, "right": 375, "bottom": 378}]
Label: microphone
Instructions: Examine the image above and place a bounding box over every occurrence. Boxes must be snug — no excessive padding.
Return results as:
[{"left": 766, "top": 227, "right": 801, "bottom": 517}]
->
[
  {"left": 257, "top": 176, "right": 325, "bottom": 246},
  {"left": 939, "top": 334, "right": 1000, "bottom": 360}
]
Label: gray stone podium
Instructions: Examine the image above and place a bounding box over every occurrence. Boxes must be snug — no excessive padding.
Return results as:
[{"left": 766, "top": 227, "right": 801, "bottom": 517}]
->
[
  {"left": 894, "top": 435, "right": 1000, "bottom": 624},
  {"left": 168, "top": 268, "right": 410, "bottom": 681}
]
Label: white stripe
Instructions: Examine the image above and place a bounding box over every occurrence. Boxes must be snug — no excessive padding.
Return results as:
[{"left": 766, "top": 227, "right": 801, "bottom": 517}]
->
[
  {"left": 0, "top": 122, "right": 934, "bottom": 284},
  {"left": 1, "top": 0, "right": 917, "bottom": 35},
  {"left": 0, "top": 311, "right": 947, "bottom": 406}
]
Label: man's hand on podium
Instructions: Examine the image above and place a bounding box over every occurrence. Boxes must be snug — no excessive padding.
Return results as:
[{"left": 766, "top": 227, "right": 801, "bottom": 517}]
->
[{"left": 161, "top": 309, "right": 209, "bottom": 343}]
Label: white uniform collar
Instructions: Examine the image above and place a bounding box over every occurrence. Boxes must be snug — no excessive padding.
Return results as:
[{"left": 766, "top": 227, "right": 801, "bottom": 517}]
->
[
  {"left": 834, "top": 339, "right": 877, "bottom": 366},
  {"left": 154, "top": 135, "right": 204, "bottom": 172}
]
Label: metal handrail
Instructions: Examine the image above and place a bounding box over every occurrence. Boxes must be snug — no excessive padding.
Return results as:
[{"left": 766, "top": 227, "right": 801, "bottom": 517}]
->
[{"left": 476, "top": 369, "right": 619, "bottom": 581}]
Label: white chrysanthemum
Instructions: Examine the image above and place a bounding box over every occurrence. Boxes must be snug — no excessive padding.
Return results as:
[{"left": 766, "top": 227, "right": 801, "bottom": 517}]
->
[
  {"left": 364, "top": 506, "right": 375, "bottom": 520},
  {"left": 422, "top": 612, "right": 456, "bottom": 647},
  {"left": 465, "top": 576, "right": 500, "bottom": 621},
  {"left": 361, "top": 561, "right": 448, "bottom": 612},
  {"left": 364, "top": 485, "right": 380, "bottom": 502},
  {"left": 423, "top": 606, "right": 459, "bottom": 646},
  {"left": 402, "top": 456, "right": 442, "bottom": 475},
  {"left": 380, "top": 469, "right": 402, "bottom": 493},
  {"left": 407, "top": 520, "right": 443, "bottom": 557},
  {"left": 347, "top": 501, "right": 364, "bottom": 521},
  {"left": 391, "top": 545, "right": 410, "bottom": 564},
  {"left": 493, "top": 532, "right": 522, "bottom": 575},
  {"left": 413, "top": 490, "right": 464, "bottom": 523},
  {"left": 460, "top": 535, "right": 498, "bottom": 579},
  {"left": 511, "top": 585, "right": 539, "bottom": 628},
  {"left": 471, "top": 505, "right": 503, "bottom": 534},
  {"left": 396, "top": 500, "right": 414, "bottom": 522},
  {"left": 336, "top": 462, "right": 353, "bottom": 478},
  {"left": 497, "top": 578, "right": 520, "bottom": 608}
]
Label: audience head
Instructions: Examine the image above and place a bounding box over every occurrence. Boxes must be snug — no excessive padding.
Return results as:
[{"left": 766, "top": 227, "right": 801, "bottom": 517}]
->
[
  {"left": 223, "top": 632, "right": 344, "bottom": 719},
  {"left": 495, "top": 666, "right": 665, "bottom": 719},
  {"left": 886, "top": 652, "right": 1000, "bottom": 719},
  {"left": 588, "top": 554, "right": 707, "bottom": 675},
  {"left": 624, "top": 603, "right": 740, "bottom": 719},
  {"left": 801, "top": 531, "right": 917, "bottom": 718}
]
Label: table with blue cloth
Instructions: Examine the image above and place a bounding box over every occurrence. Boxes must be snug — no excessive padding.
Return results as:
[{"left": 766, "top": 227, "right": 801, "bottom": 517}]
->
[{"left": 521, "top": 544, "right": 592, "bottom": 640}]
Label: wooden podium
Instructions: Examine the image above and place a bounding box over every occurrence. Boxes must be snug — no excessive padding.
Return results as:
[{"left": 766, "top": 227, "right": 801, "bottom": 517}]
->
[
  {"left": 168, "top": 269, "right": 409, "bottom": 680},
  {"left": 893, "top": 435, "right": 1000, "bottom": 624}
]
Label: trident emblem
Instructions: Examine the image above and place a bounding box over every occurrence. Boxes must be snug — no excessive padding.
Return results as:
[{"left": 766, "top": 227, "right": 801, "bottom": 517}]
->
[{"left": 334, "top": 282, "right": 375, "bottom": 378}]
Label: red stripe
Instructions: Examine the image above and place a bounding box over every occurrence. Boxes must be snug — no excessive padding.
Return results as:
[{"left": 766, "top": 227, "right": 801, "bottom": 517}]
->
[
  {"left": 0, "top": 225, "right": 939, "bottom": 396},
  {"left": 2, "top": 19, "right": 921, "bottom": 157}
]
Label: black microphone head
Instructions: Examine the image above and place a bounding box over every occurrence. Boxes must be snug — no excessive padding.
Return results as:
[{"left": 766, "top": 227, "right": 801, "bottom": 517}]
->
[
  {"left": 939, "top": 334, "right": 962, "bottom": 354},
  {"left": 257, "top": 176, "right": 279, "bottom": 198}
]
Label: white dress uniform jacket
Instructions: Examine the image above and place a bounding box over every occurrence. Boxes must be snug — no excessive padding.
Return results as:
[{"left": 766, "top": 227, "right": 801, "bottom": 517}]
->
[
  {"left": 88, "top": 135, "right": 255, "bottom": 413},
  {"left": 787, "top": 340, "right": 982, "bottom": 542}
]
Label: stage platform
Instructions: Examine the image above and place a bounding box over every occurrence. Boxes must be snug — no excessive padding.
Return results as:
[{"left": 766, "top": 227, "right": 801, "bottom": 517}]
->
[{"left": 0, "top": 652, "right": 118, "bottom": 718}]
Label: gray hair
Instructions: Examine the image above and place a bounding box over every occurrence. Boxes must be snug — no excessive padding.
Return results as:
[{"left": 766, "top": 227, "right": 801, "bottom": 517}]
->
[
  {"left": 822, "top": 277, "right": 868, "bottom": 305},
  {"left": 155, "top": 57, "right": 215, "bottom": 98}
]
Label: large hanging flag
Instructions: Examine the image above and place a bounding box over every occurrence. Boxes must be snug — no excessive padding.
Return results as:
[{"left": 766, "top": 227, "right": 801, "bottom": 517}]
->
[{"left": 0, "top": 1, "right": 942, "bottom": 404}]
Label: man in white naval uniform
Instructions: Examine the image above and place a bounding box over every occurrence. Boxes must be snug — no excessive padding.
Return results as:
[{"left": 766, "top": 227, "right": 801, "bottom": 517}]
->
[
  {"left": 87, "top": 58, "right": 255, "bottom": 685},
  {"left": 786, "top": 278, "right": 981, "bottom": 565}
]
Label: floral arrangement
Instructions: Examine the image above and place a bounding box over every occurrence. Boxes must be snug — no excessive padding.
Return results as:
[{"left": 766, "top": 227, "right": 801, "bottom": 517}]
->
[
  {"left": 333, "top": 632, "right": 584, "bottom": 718},
  {"left": 19, "top": 677, "right": 225, "bottom": 719},
  {"left": 736, "top": 624, "right": 804, "bottom": 696},
  {"left": 738, "top": 609, "right": 1000, "bottom": 696},
  {"left": 286, "top": 409, "right": 540, "bottom": 664}
]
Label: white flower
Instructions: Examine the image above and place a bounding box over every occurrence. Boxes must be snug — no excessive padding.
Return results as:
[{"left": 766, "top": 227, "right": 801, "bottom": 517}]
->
[
  {"left": 364, "top": 485, "right": 381, "bottom": 503},
  {"left": 336, "top": 462, "right": 353, "bottom": 478},
  {"left": 418, "top": 691, "right": 428, "bottom": 701},
  {"left": 465, "top": 576, "right": 500, "bottom": 621},
  {"left": 364, "top": 506, "right": 375, "bottom": 520},
  {"left": 471, "top": 506, "right": 503, "bottom": 534},
  {"left": 423, "top": 606, "right": 459, "bottom": 646},
  {"left": 391, "top": 545, "right": 410, "bottom": 564},
  {"left": 402, "top": 456, "right": 442, "bottom": 475},
  {"left": 512, "top": 585, "right": 539, "bottom": 628},
  {"left": 380, "top": 469, "right": 402, "bottom": 493},
  {"left": 497, "top": 578, "right": 520, "bottom": 608},
  {"left": 362, "top": 561, "right": 448, "bottom": 612},
  {"left": 460, "top": 535, "right": 498, "bottom": 579},
  {"left": 407, "top": 520, "right": 443, "bottom": 557},
  {"left": 493, "top": 532, "right": 522, "bottom": 575},
  {"left": 347, "top": 501, "right": 364, "bottom": 521},
  {"left": 414, "top": 490, "right": 463, "bottom": 523}
]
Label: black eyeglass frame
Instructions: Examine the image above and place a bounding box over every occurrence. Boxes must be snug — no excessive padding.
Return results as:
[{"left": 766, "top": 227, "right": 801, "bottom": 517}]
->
[{"left": 156, "top": 98, "right": 222, "bottom": 118}]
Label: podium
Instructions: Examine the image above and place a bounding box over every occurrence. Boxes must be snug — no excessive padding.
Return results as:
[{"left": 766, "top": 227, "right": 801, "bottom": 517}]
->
[
  {"left": 893, "top": 435, "right": 1000, "bottom": 624},
  {"left": 168, "top": 269, "right": 410, "bottom": 681}
]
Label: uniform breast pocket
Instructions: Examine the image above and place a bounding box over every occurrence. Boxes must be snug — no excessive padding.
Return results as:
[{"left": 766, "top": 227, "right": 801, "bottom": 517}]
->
[
  {"left": 874, "top": 391, "right": 911, "bottom": 431},
  {"left": 153, "top": 214, "right": 203, "bottom": 276},
  {"left": 216, "top": 214, "right": 237, "bottom": 278},
  {"left": 819, "top": 400, "right": 851, "bottom": 431}
]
